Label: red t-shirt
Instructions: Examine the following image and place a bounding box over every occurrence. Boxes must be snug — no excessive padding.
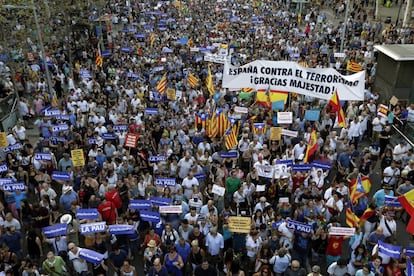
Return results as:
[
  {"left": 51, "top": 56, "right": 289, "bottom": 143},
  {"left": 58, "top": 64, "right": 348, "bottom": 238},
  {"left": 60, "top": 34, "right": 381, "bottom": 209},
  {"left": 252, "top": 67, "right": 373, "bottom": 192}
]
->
[
  {"left": 326, "top": 236, "right": 344, "bottom": 256},
  {"left": 105, "top": 190, "right": 122, "bottom": 209},
  {"left": 98, "top": 201, "right": 116, "bottom": 224}
]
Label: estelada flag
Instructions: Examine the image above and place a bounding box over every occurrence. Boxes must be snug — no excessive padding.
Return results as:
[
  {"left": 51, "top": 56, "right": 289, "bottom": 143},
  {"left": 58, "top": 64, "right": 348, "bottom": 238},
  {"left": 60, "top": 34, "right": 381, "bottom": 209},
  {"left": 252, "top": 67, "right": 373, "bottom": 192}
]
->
[
  {"left": 225, "top": 120, "right": 240, "bottom": 150},
  {"left": 195, "top": 113, "right": 208, "bottom": 130},
  {"left": 252, "top": 123, "right": 267, "bottom": 135},
  {"left": 303, "top": 129, "right": 318, "bottom": 163}
]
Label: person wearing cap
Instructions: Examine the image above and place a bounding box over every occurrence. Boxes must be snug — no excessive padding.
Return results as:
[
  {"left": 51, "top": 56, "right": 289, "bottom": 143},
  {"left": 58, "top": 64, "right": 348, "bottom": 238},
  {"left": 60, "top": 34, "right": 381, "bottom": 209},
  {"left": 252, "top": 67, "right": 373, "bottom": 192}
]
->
[
  {"left": 144, "top": 240, "right": 163, "bottom": 273},
  {"left": 59, "top": 185, "right": 78, "bottom": 212}
]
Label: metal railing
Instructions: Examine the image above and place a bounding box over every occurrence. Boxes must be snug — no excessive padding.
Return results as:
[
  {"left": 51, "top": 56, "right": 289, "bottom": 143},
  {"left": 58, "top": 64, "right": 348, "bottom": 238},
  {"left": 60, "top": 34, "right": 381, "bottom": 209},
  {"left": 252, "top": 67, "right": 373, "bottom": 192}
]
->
[{"left": 0, "top": 94, "right": 18, "bottom": 132}]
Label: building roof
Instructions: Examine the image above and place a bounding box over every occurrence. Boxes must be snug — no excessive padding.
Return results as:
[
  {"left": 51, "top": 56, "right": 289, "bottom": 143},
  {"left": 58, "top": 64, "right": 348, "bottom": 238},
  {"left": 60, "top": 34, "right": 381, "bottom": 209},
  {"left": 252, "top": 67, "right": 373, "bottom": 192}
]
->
[{"left": 374, "top": 44, "right": 414, "bottom": 61}]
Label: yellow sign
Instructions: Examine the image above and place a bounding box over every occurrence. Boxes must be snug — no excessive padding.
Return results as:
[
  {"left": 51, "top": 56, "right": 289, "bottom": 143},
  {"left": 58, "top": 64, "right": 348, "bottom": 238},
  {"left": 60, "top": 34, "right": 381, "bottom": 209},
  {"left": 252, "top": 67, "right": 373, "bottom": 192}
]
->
[
  {"left": 166, "top": 88, "right": 176, "bottom": 100},
  {"left": 0, "top": 132, "right": 7, "bottom": 148},
  {"left": 270, "top": 127, "right": 282, "bottom": 140},
  {"left": 71, "top": 149, "right": 85, "bottom": 167},
  {"left": 228, "top": 216, "right": 252, "bottom": 233}
]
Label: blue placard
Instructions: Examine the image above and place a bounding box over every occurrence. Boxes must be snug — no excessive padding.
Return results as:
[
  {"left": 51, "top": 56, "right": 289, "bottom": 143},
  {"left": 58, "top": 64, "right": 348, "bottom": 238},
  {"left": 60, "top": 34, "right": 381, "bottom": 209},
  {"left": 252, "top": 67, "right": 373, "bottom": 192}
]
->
[
  {"left": 113, "top": 125, "right": 128, "bottom": 131},
  {"left": 42, "top": 223, "right": 68, "bottom": 238},
  {"left": 292, "top": 164, "right": 313, "bottom": 172},
  {"left": 51, "top": 171, "right": 71, "bottom": 181},
  {"left": 275, "top": 160, "right": 294, "bottom": 167},
  {"left": 45, "top": 109, "right": 61, "bottom": 116},
  {"left": 2, "top": 182, "right": 25, "bottom": 191},
  {"left": 55, "top": 115, "right": 70, "bottom": 121},
  {"left": 150, "top": 196, "right": 171, "bottom": 206},
  {"left": 0, "top": 178, "right": 13, "bottom": 185},
  {"left": 50, "top": 136, "right": 67, "bottom": 143},
  {"left": 52, "top": 124, "right": 69, "bottom": 133},
  {"left": 88, "top": 138, "right": 97, "bottom": 144},
  {"left": 220, "top": 151, "right": 238, "bottom": 158},
  {"left": 272, "top": 100, "right": 285, "bottom": 111},
  {"left": 129, "top": 200, "right": 152, "bottom": 210},
  {"left": 35, "top": 152, "right": 52, "bottom": 161},
  {"left": 155, "top": 178, "right": 176, "bottom": 187},
  {"left": 109, "top": 224, "right": 135, "bottom": 235},
  {"left": 406, "top": 246, "right": 414, "bottom": 257},
  {"left": 384, "top": 196, "right": 402, "bottom": 208},
  {"left": 286, "top": 219, "right": 312, "bottom": 234},
  {"left": 0, "top": 164, "right": 8, "bottom": 173},
  {"left": 194, "top": 173, "right": 206, "bottom": 180},
  {"left": 80, "top": 222, "right": 106, "bottom": 234},
  {"left": 79, "top": 248, "right": 104, "bottom": 264},
  {"left": 140, "top": 210, "right": 161, "bottom": 222},
  {"left": 148, "top": 155, "right": 167, "bottom": 162},
  {"left": 3, "top": 143, "right": 22, "bottom": 153},
  {"left": 153, "top": 66, "right": 164, "bottom": 72},
  {"left": 304, "top": 110, "right": 320, "bottom": 121},
  {"left": 272, "top": 220, "right": 285, "bottom": 229},
  {"left": 312, "top": 161, "right": 332, "bottom": 170},
  {"left": 76, "top": 209, "right": 99, "bottom": 220},
  {"left": 378, "top": 240, "right": 401, "bottom": 259},
  {"left": 101, "top": 133, "right": 117, "bottom": 140},
  {"left": 145, "top": 108, "right": 158, "bottom": 115}
]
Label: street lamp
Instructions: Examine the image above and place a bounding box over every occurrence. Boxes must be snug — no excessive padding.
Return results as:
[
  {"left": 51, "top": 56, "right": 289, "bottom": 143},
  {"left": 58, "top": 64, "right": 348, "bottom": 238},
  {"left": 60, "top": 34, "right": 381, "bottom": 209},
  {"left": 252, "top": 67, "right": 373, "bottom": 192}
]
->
[
  {"left": 339, "top": 0, "right": 350, "bottom": 53},
  {"left": 2, "top": 0, "right": 54, "bottom": 102}
]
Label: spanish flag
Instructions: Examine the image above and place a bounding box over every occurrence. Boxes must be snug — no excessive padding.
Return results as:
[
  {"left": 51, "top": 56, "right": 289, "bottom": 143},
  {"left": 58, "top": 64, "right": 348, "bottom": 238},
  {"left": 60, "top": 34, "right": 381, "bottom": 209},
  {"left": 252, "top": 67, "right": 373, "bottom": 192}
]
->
[
  {"left": 359, "top": 207, "right": 376, "bottom": 223},
  {"left": 206, "top": 66, "right": 215, "bottom": 96},
  {"left": 256, "top": 89, "right": 288, "bottom": 108},
  {"left": 346, "top": 60, "right": 363, "bottom": 73},
  {"left": 225, "top": 120, "right": 240, "bottom": 150},
  {"left": 346, "top": 202, "right": 360, "bottom": 228},
  {"left": 156, "top": 74, "right": 167, "bottom": 95},
  {"left": 304, "top": 129, "right": 318, "bottom": 163},
  {"left": 349, "top": 174, "right": 371, "bottom": 204},
  {"left": 95, "top": 47, "right": 103, "bottom": 67},
  {"left": 398, "top": 188, "right": 414, "bottom": 215},
  {"left": 329, "top": 90, "right": 347, "bottom": 128},
  {"left": 187, "top": 72, "right": 199, "bottom": 88}
]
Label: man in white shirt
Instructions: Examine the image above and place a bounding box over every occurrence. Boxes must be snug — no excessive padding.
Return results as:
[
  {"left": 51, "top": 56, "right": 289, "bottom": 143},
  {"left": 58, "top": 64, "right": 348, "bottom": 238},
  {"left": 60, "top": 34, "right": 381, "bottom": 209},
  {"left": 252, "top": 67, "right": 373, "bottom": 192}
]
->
[
  {"left": 292, "top": 140, "right": 306, "bottom": 161},
  {"left": 393, "top": 141, "right": 411, "bottom": 161},
  {"left": 371, "top": 114, "right": 384, "bottom": 143},
  {"left": 379, "top": 211, "right": 396, "bottom": 239},
  {"left": 382, "top": 161, "right": 400, "bottom": 187},
  {"left": 67, "top": 242, "right": 88, "bottom": 274},
  {"left": 181, "top": 173, "right": 199, "bottom": 199},
  {"left": 205, "top": 227, "right": 224, "bottom": 257}
]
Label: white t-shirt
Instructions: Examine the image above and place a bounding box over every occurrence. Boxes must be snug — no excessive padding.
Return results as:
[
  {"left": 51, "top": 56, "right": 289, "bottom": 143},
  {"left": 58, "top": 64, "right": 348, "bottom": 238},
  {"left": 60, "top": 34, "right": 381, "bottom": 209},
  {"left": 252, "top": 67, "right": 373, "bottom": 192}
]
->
[
  {"left": 379, "top": 216, "right": 396, "bottom": 238},
  {"left": 245, "top": 236, "right": 262, "bottom": 258}
]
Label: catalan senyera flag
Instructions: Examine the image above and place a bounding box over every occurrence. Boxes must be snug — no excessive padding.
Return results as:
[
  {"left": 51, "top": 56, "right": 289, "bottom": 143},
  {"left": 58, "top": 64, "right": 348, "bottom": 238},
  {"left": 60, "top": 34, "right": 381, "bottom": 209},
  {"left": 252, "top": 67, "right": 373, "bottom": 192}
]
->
[
  {"left": 359, "top": 207, "right": 376, "bottom": 224},
  {"left": 346, "top": 201, "right": 360, "bottom": 228},
  {"left": 156, "top": 74, "right": 167, "bottom": 95},
  {"left": 195, "top": 113, "right": 208, "bottom": 130},
  {"left": 187, "top": 37, "right": 194, "bottom": 47},
  {"left": 349, "top": 174, "right": 371, "bottom": 204},
  {"left": 303, "top": 129, "right": 318, "bottom": 163},
  {"left": 150, "top": 33, "right": 155, "bottom": 48},
  {"left": 256, "top": 89, "right": 289, "bottom": 109},
  {"left": 225, "top": 120, "right": 240, "bottom": 150},
  {"left": 206, "top": 66, "right": 215, "bottom": 96},
  {"left": 51, "top": 92, "right": 58, "bottom": 107},
  {"left": 346, "top": 60, "right": 363, "bottom": 73},
  {"left": 95, "top": 48, "right": 103, "bottom": 67},
  {"left": 329, "top": 90, "right": 347, "bottom": 128},
  {"left": 298, "top": 61, "right": 308, "bottom": 68},
  {"left": 187, "top": 72, "right": 199, "bottom": 88},
  {"left": 252, "top": 123, "right": 267, "bottom": 136},
  {"left": 217, "top": 109, "right": 230, "bottom": 137},
  {"left": 207, "top": 108, "right": 218, "bottom": 138}
]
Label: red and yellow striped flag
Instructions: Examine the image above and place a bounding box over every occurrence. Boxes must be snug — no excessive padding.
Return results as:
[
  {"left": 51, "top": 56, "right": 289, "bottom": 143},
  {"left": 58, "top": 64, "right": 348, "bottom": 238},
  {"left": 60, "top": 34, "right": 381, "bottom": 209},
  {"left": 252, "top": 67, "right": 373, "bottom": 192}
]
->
[
  {"left": 217, "top": 111, "right": 230, "bottom": 137},
  {"left": 156, "top": 74, "right": 167, "bottom": 95},
  {"left": 346, "top": 60, "right": 363, "bottom": 73},
  {"left": 150, "top": 33, "right": 156, "bottom": 48},
  {"left": 207, "top": 109, "right": 218, "bottom": 138},
  {"left": 206, "top": 66, "right": 215, "bottom": 96},
  {"left": 225, "top": 121, "right": 240, "bottom": 150},
  {"left": 346, "top": 202, "right": 360, "bottom": 228},
  {"left": 187, "top": 72, "right": 199, "bottom": 88},
  {"left": 95, "top": 48, "right": 103, "bottom": 67}
]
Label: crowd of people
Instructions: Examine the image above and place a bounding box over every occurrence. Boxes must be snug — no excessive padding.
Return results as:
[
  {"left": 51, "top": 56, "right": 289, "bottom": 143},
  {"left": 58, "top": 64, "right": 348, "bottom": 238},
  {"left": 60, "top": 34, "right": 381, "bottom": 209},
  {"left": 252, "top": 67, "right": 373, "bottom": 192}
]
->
[{"left": 0, "top": 0, "right": 414, "bottom": 275}]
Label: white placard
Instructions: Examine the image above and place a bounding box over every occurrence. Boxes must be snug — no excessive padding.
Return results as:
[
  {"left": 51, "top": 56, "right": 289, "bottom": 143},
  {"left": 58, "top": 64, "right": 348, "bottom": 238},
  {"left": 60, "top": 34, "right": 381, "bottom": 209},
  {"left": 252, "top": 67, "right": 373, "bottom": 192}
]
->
[
  {"left": 279, "top": 197, "right": 289, "bottom": 203},
  {"left": 329, "top": 227, "right": 355, "bottom": 236},
  {"left": 281, "top": 129, "right": 298, "bottom": 137},
  {"left": 223, "top": 60, "right": 365, "bottom": 101},
  {"left": 212, "top": 184, "right": 225, "bottom": 196},
  {"left": 256, "top": 185, "right": 266, "bottom": 192},
  {"left": 159, "top": 205, "right": 183, "bottom": 213},
  {"left": 204, "top": 54, "right": 231, "bottom": 64},
  {"left": 234, "top": 106, "right": 248, "bottom": 114},
  {"left": 256, "top": 164, "right": 274, "bottom": 178},
  {"left": 190, "top": 47, "right": 200, "bottom": 52},
  {"left": 334, "top": 53, "right": 346, "bottom": 58},
  {"left": 277, "top": 112, "right": 293, "bottom": 124}
]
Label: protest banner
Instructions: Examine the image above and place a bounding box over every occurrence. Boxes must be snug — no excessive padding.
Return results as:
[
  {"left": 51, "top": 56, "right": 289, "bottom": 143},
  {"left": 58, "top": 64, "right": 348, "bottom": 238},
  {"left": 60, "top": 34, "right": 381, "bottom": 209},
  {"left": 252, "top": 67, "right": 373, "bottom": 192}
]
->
[
  {"left": 405, "top": 246, "right": 414, "bottom": 257},
  {"left": 312, "top": 160, "right": 332, "bottom": 170},
  {"left": 292, "top": 164, "right": 313, "bottom": 171},
  {"left": 222, "top": 60, "right": 365, "bottom": 101},
  {"left": 109, "top": 224, "right": 135, "bottom": 235},
  {"left": 281, "top": 129, "right": 298, "bottom": 137},
  {"left": 52, "top": 124, "right": 69, "bottom": 133},
  {"left": 148, "top": 155, "right": 167, "bottom": 162},
  {"left": 79, "top": 248, "right": 104, "bottom": 264},
  {"left": 159, "top": 205, "right": 183, "bottom": 213},
  {"left": 378, "top": 240, "right": 402, "bottom": 258},
  {"left": 0, "top": 178, "right": 13, "bottom": 185},
  {"left": 150, "top": 197, "right": 171, "bottom": 206},
  {"left": 220, "top": 151, "right": 238, "bottom": 158},
  {"left": 277, "top": 112, "right": 293, "bottom": 124},
  {"left": 80, "top": 222, "right": 106, "bottom": 234},
  {"left": 140, "top": 210, "right": 161, "bottom": 222},
  {"left": 71, "top": 149, "right": 85, "bottom": 167},
  {"left": 228, "top": 216, "right": 252, "bottom": 233},
  {"left": 35, "top": 152, "right": 52, "bottom": 161},
  {"left": 155, "top": 178, "right": 176, "bottom": 187},
  {"left": 0, "top": 132, "right": 7, "bottom": 148},
  {"left": 384, "top": 195, "right": 402, "bottom": 208},
  {"left": 113, "top": 124, "right": 128, "bottom": 132},
  {"left": 234, "top": 106, "right": 248, "bottom": 113},
  {"left": 43, "top": 224, "right": 68, "bottom": 238},
  {"left": 2, "top": 182, "right": 25, "bottom": 191},
  {"left": 0, "top": 164, "right": 8, "bottom": 173},
  {"left": 145, "top": 108, "right": 158, "bottom": 115},
  {"left": 55, "top": 115, "right": 70, "bottom": 121},
  {"left": 286, "top": 219, "right": 312, "bottom": 234},
  {"left": 124, "top": 133, "right": 139, "bottom": 148},
  {"left": 44, "top": 109, "right": 61, "bottom": 117},
  {"left": 2, "top": 143, "right": 21, "bottom": 153},
  {"left": 256, "top": 164, "right": 274, "bottom": 178},
  {"left": 270, "top": 127, "right": 282, "bottom": 140},
  {"left": 129, "top": 200, "right": 152, "bottom": 210},
  {"left": 212, "top": 184, "right": 225, "bottom": 196},
  {"left": 76, "top": 209, "right": 99, "bottom": 220},
  {"left": 275, "top": 160, "right": 293, "bottom": 167},
  {"left": 51, "top": 171, "right": 71, "bottom": 181},
  {"left": 194, "top": 173, "right": 206, "bottom": 180},
  {"left": 166, "top": 88, "right": 176, "bottom": 100},
  {"left": 328, "top": 227, "right": 356, "bottom": 236}
]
